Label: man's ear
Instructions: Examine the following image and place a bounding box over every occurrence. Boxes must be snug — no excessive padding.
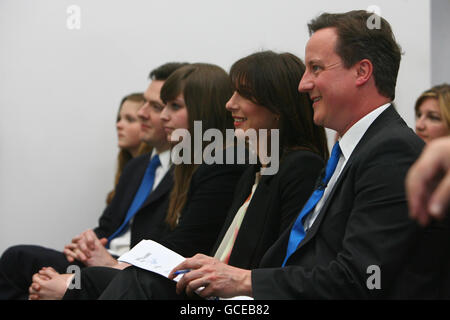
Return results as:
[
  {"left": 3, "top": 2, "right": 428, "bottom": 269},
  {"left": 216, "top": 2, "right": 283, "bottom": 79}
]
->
[{"left": 355, "top": 59, "right": 373, "bottom": 87}]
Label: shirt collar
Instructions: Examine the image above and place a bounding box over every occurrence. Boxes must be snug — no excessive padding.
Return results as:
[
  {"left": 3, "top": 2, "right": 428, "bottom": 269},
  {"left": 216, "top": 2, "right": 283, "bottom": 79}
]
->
[
  {"left": 151, "top": 148, "right": 171, "bottom": 171},
  {"left": 338, "top": 103, "right": 391, "bottom": 161}
]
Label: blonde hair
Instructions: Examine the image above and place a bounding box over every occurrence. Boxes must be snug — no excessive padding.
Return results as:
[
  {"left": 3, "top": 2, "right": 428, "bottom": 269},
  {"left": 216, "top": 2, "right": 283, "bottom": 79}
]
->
[{"left": 415, "top": 83, "right": 450, "bottom": 130}]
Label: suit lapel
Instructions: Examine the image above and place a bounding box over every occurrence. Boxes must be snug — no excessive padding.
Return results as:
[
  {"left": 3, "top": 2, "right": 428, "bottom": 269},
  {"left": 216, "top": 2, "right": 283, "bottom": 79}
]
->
[
  {"left": 295, "top": 158, "right": 353, "bottom": 251},
  {"left": 228, "top": 171, "right": 273, "bottom": 266},
  {"left": 210, "top": 165, "right": 257, "bottom": 255},
  {"left": 124, "top": 155, "right": 151, "bottom": 211}
]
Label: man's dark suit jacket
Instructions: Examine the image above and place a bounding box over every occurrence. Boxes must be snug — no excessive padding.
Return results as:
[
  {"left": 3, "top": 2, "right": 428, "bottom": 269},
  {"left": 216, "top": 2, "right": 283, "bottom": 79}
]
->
[
  {"left": 252, "top": 106, "right": 450, "bottom": 299},
  {"left": 211, "top": 150, "right": 324, "bottom": 270},
  {"left": 94, "top": 152, "right": 173, "bottom": 247}
]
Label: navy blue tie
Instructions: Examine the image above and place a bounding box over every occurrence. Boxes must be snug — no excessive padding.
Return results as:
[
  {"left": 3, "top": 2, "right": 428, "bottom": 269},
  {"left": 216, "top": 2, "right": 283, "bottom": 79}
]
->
[
  {"left": 282, "top": 142, "right": 341, "bottom": 266},
  {"left": 107, "top": 154, "right": 161, "bottom": 244}
]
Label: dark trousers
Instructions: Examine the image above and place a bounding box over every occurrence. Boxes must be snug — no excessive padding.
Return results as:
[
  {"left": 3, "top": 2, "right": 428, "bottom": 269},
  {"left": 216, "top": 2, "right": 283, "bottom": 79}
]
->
[{"left": 0, "top": 245, "right": 83, "bottom": 300}]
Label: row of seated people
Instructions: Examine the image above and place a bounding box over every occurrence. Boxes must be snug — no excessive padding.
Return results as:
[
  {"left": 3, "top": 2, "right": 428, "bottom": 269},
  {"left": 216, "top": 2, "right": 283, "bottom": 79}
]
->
[{"left": 1, "top": 9, "right": 449, "bottom": 300}]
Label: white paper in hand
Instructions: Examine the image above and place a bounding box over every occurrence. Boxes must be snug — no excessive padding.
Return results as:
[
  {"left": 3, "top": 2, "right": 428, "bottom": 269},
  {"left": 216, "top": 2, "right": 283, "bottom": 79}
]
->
[{"left": 118, "top": 239, "right": 185, "bottom": 281}]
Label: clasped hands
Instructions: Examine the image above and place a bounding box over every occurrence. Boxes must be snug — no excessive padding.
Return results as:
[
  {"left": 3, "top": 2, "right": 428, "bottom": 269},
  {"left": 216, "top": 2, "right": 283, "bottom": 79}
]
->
[{"left": 168, "top": 254, "right": 253, "bottom": 299}]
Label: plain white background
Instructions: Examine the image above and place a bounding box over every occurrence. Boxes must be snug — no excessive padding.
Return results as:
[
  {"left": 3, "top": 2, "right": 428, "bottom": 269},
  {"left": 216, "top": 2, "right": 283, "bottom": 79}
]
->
[{"left": 0, "top": 0, "right": 447, "bottom": 254}]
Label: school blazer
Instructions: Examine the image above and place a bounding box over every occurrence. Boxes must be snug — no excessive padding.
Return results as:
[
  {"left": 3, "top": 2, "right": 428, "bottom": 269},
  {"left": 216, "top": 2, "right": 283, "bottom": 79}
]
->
[{"left": 252, "top": 106, "right": 450, "bottom": 299}]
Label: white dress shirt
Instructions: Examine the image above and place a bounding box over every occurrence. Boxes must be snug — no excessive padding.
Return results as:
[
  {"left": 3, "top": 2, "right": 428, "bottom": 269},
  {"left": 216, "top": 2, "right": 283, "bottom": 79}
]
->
[
  {"left": 304, "top": 103, "right": 391, "bottom": 231},
  {"left": 108, "top": 149, "right": 171, "bottom": 256}
]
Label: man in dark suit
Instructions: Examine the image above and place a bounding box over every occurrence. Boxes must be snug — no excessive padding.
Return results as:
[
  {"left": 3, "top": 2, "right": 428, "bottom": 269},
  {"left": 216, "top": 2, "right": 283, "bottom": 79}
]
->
[
  {"left": 170, "top": 11, "right": 450, "bottom": 299},
  {"left": 0, "top": 62, "right": 186, "bottom": 300}
]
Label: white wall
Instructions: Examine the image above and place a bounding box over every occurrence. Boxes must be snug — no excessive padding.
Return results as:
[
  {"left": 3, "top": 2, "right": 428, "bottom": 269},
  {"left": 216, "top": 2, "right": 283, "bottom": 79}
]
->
[
  {"left": 0, "top": 0, "right": 432, "bottom": 254},
  {"left": 431, "top": 0, "right": 450, "bottom": 85}
]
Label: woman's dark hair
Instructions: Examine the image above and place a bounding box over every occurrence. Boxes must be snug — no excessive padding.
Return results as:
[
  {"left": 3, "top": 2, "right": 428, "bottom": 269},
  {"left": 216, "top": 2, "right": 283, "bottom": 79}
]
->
[
  {"left": 230, "top": 50, "right": 329, "bottom": 160},
  {"left": 160, "top": 63, "right": 233, "bottom": 228}
]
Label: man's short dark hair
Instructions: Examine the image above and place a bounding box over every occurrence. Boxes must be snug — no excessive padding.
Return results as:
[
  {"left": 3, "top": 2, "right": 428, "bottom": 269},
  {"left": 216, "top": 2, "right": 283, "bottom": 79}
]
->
[
  {"left": 308, "top": 10, "right": 402, "bottom": 100},
  {"left": 149, "top": 62, "right": 189, "bottom": 81}
]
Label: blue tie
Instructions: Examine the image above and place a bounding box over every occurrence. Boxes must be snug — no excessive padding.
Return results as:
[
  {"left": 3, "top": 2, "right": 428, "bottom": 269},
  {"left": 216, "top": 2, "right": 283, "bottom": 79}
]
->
[
  {"left": 282, "top": 142, "right": 341, "bottom": 266},
  {"left": 107, "top": 154, "right": 161, "bottom": 244}
]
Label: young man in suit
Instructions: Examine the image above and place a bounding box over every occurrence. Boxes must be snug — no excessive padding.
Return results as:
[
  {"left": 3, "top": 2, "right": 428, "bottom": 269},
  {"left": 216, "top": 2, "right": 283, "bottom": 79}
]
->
[
  {"left": 167, "top": 11, "right": 449, "bottom": 299},
  {"left": 0, "top": 62, "right": 186, "bottom": 300}
]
